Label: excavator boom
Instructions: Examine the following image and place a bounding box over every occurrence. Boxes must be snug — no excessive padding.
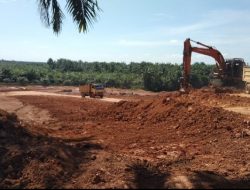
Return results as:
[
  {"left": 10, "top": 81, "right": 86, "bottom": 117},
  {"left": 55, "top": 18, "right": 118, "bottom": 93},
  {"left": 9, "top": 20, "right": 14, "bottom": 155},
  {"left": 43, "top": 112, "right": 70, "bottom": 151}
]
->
[{"left": 180, "top": 38, "right": 227, "bottom": 91}]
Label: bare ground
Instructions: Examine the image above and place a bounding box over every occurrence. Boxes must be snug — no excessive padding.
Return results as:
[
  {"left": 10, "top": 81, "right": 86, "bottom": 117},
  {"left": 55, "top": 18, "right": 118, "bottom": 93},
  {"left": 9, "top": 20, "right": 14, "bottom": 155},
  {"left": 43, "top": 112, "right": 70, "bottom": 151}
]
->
[{"left": 0, "top": 85, "right": 250, "bottom": 189}]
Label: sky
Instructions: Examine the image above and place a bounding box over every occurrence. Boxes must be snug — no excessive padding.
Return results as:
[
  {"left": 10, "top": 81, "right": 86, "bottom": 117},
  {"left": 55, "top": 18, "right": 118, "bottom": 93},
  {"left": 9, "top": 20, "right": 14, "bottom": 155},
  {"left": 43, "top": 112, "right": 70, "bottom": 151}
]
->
[{"left": 0, "top": 0, "right": 250, "bottom": 64}]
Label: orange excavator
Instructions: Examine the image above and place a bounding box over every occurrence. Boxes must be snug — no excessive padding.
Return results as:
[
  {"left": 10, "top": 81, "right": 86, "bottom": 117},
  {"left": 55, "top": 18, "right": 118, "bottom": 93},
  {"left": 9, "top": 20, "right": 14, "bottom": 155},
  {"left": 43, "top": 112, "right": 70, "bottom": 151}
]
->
[{"left": 180, "top": 38, "right": 246, "bottom": 92}]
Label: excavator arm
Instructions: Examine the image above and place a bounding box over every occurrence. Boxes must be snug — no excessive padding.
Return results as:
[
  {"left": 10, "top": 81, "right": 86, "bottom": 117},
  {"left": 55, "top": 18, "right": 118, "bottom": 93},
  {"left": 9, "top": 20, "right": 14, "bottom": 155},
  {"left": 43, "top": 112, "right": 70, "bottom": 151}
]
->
[{"left": 180, "top": 38, "right": 226, "bottom": 91}]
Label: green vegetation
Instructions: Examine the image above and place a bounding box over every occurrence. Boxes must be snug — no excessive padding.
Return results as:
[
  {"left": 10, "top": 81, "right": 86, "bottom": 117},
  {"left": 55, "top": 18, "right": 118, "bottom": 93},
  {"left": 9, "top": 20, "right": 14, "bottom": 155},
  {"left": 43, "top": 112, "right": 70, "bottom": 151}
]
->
[{"left": 0, "top": 59, "right": 214, "bottom": 92}]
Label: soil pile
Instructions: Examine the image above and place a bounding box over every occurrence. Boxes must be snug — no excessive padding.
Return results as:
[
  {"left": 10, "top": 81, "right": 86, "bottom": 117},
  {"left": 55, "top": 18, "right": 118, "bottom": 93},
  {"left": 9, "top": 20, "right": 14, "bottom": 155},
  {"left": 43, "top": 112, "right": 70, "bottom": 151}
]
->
[
  {"left": 14, "top": 92, "right": 250, "bottom": 189},
  {"left": 16, "top": 93, "right": 250, "bottom": 152},
  {"left": 98, "top": 92, "right": 248, "bottom": 135},
  {"left": 0, "top": 109, "right": 101, "bottom": 189},
  {"left": 188, "top": 88, "right": 250, "bottom": 107}
]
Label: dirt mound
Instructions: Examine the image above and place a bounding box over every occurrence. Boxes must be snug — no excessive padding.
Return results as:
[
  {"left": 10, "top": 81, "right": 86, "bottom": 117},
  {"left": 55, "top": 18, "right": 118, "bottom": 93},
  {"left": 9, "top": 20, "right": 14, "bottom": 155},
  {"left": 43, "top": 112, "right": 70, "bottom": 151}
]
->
[
  {"left": 13, "top": 93, "right": 250, "bottom": 188},
  {"left": 187, "top": 88, "right": 250, "bottom": 107},
  {"left": 0, "top": 109, "right": 101, "bottom": 189},
  {"left": 0, "top": 109, "right": 19, "bottom": 135},
  {"left": 98, "top": 93, "right": 247, "bottom": 133},
  {"left": 16, "top": 93, "right": 250, "bottom": 151},
  {"left": 88, "top": 92, "right": 250, "bottom": 160}
]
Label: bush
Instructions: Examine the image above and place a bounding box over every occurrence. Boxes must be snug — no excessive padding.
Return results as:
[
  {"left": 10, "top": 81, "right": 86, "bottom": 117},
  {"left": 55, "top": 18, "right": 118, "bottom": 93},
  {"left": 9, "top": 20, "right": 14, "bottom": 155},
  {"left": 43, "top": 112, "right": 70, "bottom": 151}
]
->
[
  {"left": 41, "top": 78, "right": 50, "bottom": 86},
  {"left": 24, "top": 70, "right": 39, "bottom": 81},
  {"left": 32, "top": 80, "right": 41, "bottom": 84},
  {"left": 17, "top": 77, "right": 29, "bottom": 85},
  {"left": 2, "top": 78, "right": 13, "bottom": 83},
  {"left": 143, "top": 72, "right": 163, "bottom": 92},
  {"left": 63, "top": 80, "right": 73, "bottom": 86}
]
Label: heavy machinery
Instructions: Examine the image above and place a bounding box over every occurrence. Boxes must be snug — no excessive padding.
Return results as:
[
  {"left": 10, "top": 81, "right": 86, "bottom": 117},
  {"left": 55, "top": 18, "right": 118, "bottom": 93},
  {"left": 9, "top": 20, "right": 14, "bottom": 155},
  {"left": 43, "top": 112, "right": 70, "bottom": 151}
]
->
[
  {"left": 243, "top": 67, "right": 250, "bottom": 93},
  {"left": 180, "top": 38, "right": 247, "bottom": 92},
  {"left": 79, "top": 83, "right": 104, "bottom": 98}
]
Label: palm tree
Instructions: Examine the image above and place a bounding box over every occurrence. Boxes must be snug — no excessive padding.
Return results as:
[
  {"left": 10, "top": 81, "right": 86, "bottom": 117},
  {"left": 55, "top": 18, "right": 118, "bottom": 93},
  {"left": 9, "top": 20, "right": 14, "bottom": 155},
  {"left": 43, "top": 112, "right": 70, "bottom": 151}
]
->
[{"left": 38, "top": 0, "right": 100, "bottom": 34}]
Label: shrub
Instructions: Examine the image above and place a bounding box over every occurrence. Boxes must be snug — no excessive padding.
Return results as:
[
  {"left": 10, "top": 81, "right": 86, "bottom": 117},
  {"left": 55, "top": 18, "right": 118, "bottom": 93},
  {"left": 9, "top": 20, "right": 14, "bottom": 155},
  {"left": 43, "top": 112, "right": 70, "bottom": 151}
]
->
[
  {"left": 17, "top": 77, "right": 29, "bottom": 85},
  {"left": 63, "top": 80, "right": 73, "bottom": 86}
]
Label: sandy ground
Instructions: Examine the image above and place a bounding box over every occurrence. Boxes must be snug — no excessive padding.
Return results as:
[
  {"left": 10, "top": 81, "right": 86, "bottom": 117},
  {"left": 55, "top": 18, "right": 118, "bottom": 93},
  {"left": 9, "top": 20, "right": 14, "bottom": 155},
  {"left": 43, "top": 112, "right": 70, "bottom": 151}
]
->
[{"left": 1, "top": 91, "right": 122, "bottom": 103}]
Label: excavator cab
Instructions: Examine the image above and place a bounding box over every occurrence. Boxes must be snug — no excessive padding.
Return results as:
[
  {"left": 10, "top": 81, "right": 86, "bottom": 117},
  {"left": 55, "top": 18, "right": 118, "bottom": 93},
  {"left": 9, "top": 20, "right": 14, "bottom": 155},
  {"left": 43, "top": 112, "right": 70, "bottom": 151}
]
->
[{"left": 225, "top": 58, "right": 245, "bottom": 78}]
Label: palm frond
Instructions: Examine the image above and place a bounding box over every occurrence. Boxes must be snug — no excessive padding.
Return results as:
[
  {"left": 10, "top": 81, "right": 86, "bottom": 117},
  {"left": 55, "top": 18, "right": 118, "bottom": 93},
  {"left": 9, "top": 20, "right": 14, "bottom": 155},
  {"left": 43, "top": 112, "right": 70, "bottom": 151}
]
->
[
  {"left": 38, "top": 0, "right": 100, "bottom": 34},
  {"left": 51, "top": 0, "right": 64, "bottom": 34},
  {"left": 66, "top": 0, "right": 100, "bottom": 33},
  {"left": 38, "top": 0, "right": 52, "bottom": 27}
]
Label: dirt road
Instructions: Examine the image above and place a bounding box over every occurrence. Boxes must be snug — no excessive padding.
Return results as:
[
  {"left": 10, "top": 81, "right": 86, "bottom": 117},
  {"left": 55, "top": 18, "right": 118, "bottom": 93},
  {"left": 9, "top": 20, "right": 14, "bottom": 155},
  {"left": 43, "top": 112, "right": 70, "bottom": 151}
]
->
[
  {"left": 1, "top": 86, "right": 250, "bottom": 189},
  {"left": 0, "top": 90, "right": 122, "bottom": 129},
  {"left": 1, "top": 90, "right": 122, "bottom": 103}
]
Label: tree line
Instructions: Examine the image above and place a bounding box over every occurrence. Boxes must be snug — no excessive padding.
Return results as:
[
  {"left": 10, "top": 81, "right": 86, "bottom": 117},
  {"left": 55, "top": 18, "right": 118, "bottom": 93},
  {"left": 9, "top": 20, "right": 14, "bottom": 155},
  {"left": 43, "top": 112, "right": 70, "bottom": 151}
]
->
[{"left": 0, "top": 59, "right": 214, "bottom": 92}]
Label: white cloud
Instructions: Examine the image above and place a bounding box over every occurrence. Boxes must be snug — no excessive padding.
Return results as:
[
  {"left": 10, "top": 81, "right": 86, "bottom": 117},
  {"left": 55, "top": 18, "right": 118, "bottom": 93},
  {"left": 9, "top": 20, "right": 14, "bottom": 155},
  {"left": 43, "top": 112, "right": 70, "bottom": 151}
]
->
[
  {"left": 211, "top": 37, "right": 250, "bottom": 46},
  {"left": 149, "top": 13, "right": 174, "bottom": 22},
  {"left": 153, "top": 13, "right": 169, "bottom": 17},
  {"left": 0, "top": 0, "right": 16, "bottom": 3},
  {"left": 118, "top": 39, "right": 180, "bottom": 47},
  {"left": 161, "top": 20, "right": 224, "bottom": 36},
  {"left": 159, "top": 9, "right": 250, "bottom": 36},
  {"left": 207, "top": 9, "right": 250, "bottom": 22}
]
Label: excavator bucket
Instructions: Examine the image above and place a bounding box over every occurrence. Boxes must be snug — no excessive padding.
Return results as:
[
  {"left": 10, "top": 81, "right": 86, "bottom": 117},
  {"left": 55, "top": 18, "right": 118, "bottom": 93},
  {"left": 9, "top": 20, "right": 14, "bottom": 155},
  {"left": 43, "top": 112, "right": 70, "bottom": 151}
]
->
[
  {"left": 179, "top": 77, "right": 186, "bottom": 93},
  {"left": 179, "top": 87, "right": 186, "bottom": 93},
  {"left": 179, "top": 76, "right": 190, "bottom": 93},
  {"left": 210, "top": 78, "right": 223, "bottom": 88},
  {"left": 179, "top": 87, "right": 191, "bottom": 94}
]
